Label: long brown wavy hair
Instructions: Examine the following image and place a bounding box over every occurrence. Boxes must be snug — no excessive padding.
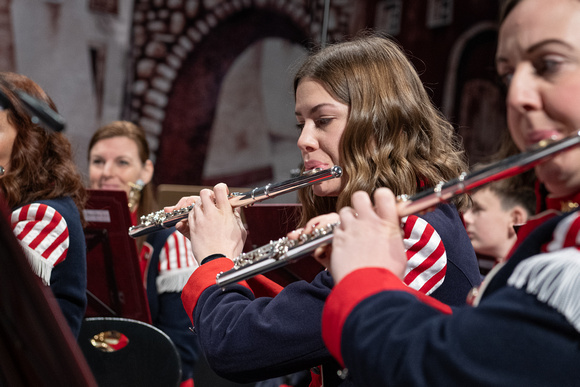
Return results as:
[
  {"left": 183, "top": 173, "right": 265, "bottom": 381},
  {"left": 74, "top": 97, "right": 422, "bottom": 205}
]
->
[
  {"left": 0, "top": 72, "right": 86, "bottom": 216},
  {"left": 294, "top": 34, "right": 468, "bottom": 226}
]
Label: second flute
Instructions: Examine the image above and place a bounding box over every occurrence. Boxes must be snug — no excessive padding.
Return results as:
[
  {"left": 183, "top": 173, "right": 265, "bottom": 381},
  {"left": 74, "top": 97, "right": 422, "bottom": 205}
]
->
[
  {"left": 128, "top": 165, "right": 343, "bottom": 238},
  {"left": 215, "top": 132, "right": 580, "bottom": 288}
]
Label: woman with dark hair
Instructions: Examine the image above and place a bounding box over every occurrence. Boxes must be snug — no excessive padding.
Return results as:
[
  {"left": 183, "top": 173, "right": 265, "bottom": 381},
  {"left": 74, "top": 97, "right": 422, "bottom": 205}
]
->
[
  {"left": 88, "top": 121, "right": 199, "bottom": 387},
  {"left": 320, "top": 0, "right": 580, "bottom": 385},
  {"left": 0, "top": 71, "right": 87, "bottom": 337},
  {"left": 173, "top": 35, "right": 481, "bottom": 386}
]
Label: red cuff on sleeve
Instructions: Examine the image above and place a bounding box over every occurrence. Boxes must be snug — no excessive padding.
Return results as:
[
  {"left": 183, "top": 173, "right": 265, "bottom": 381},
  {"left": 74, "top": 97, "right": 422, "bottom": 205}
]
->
[
  {"left": 246, "top": 275, "right": 284, "bottom": 298},
  {"left": 181, "top": 258, "right": 254, "bottom": 325},
  {"left": 322, "top": 267, "right": 452, "bottom": 367}
]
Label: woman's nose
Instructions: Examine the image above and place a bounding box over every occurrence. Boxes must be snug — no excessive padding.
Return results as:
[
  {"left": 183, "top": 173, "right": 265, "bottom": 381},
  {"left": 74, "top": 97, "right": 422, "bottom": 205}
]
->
[
  {"left": 506, "top": 66, "right": 542, "bottom": 114},
  {"left": 297, "top": 123, "right": 318, "bottom": 153},
  {"left": 102, "top": 161, "right": 114, "bottom": 176}
]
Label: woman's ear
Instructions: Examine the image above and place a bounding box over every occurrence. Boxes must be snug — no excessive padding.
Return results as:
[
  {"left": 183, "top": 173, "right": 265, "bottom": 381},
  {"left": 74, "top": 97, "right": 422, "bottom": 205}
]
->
[{"left": 140, "top": 159, "right": 154, "bottom": 185}]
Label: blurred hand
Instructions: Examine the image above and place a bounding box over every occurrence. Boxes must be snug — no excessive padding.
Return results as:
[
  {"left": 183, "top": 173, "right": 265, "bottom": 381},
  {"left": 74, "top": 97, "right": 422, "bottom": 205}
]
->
[
  {"left": 287, "top": 212, "right": 339, "bottom": 268},
  {"left": 329, "top": 188, "right": 407, "bottom": 284},
  {"left": 165, "top": 195, "right": 198, "bottom": 240}
]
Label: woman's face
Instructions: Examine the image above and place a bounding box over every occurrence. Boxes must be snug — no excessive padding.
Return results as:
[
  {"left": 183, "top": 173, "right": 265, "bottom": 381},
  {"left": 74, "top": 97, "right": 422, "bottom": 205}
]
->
[
  {"left": 295, "top": 78, "right": 349, "bottom": 197},
  {"left": 497, "top": 0, "right": 580, "bottom": 197},
  {"left": 0, "top": 111, "right": 17, "bottom": 175},
  {"left": 89, "top": 136, "right": 152, "bottom": 196}
]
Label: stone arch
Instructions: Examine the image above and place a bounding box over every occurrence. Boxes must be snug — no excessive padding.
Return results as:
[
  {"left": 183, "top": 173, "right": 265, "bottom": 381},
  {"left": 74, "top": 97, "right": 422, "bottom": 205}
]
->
[
  {"left": 153, "top": 9, "right": 308, "bottom": 184},
  {"left": 127, "top": 0, "right": 362, "bottom": 186}
]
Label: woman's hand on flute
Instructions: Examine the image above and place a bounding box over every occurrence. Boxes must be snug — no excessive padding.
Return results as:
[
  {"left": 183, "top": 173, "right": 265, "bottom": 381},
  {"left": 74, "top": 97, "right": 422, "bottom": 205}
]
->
[
  {"left": 287, "top": 212, "right": 339, "bottom": 267},
  {"left": 165, "top": 195, "right": 199, "bottom": 240},
  {"left": 186, "top": 183, "right": 247, "bottom": 265},
  {"left": 328, "top": 188, "right": 407, "bottom": 284}
]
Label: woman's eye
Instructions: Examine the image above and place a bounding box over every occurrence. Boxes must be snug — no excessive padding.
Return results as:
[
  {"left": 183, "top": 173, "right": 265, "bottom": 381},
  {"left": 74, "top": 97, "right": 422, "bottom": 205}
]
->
[
  {"left": 91, "top": 159, "right": 104, "bottom": 166},
  {"left": 117, "top": 159, "right": 130, "bottom": 166},
  {"left": 296, "top": 123, "right": 304, "bottom": 131},
  {"left": 315, "top": 118, "right": 332, "bottom": 127},
  {"left": 536, "top": 58, "right": 562, "bottom": 76},
  {"left": 497, "top": 72, "right": 513, "bottom": 88}
]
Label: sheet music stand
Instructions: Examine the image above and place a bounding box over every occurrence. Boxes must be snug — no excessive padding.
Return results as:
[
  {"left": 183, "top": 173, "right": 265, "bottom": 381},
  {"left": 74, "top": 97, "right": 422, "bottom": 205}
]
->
[
  {"left": 242, "top": 203, "right": 324, "bottom": 286},
  {"left": 84, "top": 189, "right": 151, "bottom": 324},
  {"left": 0, "top": 196, "right": 97, "bottom": 386}
]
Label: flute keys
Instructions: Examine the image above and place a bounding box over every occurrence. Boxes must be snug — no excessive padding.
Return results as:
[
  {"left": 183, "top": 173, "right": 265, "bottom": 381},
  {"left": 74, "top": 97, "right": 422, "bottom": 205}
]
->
[{"left": 139, "top": 210, "right": 167, "bottom": 226}]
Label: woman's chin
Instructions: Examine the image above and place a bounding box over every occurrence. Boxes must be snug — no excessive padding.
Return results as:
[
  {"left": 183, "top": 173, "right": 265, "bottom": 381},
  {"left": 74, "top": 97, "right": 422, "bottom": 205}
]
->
[{"left": 312, "top": 186, "right": 340, "bottom": 197}]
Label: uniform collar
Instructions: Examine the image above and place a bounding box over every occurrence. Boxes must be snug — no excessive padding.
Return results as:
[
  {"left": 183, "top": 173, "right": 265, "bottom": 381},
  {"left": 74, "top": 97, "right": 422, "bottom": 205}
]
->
[{"left": 545, "top": 192, "right": 580, "bottom": 213}]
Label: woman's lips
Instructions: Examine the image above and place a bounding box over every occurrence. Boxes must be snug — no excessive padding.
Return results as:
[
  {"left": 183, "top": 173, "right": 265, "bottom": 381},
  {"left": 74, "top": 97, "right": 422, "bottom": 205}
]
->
[
  {"left": 100, "top": 184, "right": 122, "bottom": 190},
  {"left": 527, "top": 130, "right": 560, "bottom": 146},
  {"left": 303, "top": 161, "right": 329, "bottom": 171}
]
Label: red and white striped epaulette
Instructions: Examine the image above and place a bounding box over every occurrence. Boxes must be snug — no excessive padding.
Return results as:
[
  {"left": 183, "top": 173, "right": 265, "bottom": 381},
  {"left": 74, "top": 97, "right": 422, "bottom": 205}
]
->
[
  {"left": 401, "top": 215, "right": 447, "bottom": 295},
  {"left": 157, "top": 230, "right": 199, "bottom": 293},
  {"left": 11, "top": 203, "right": 69, "bottom": 285}
]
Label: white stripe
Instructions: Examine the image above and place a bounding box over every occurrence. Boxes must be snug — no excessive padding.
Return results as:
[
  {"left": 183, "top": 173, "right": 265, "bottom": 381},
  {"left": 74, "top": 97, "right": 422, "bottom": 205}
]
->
[
  {"left": 37, "top": 216, "right": 69, "bottom": 264},
  {"left": 183, "top": 237, "right": 198, "bottom": 269},
  {"left": 164, "top": 233, "right": 177, "bottom": 270},
  {"left": 545, "top": 212, "right": 579, "bottom": 252},
  {"left": 11, "top": 203, "right": 42, "bottom": 236},
  {"left": 11, "top": 204, "right": 70, "bottom": 285},
  {"left": 402, "top": 215, "right": 427, "bottom": 253},
  {"left": 402, "top": 216, "right": 447, "bottom": 294},
  {"left": 176, "top": 233, "right": 188, "bottom": 267},
  {"left": 12, "top": 204, "right": 69, "bottom": 266},
  {"left": 159, "top": 231, "right": 196, "bottom": 273}
]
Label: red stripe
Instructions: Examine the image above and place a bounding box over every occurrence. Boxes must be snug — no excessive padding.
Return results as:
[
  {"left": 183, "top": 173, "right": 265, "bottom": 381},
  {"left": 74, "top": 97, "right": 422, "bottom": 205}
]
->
[
  {"left": 13, "top": 206, "right": 34, "bottom": 239},
  {"left": 15, "top": 221, "right": 35, "bottom": 241},
  {"left": 174, "top": 233, "right": 182, "bottom": 269},
  {"left": 405, "top": 218, "right": 434, "bottom": 260},
  {"left": 17, "top": 205, "right": 30, "bottom": 223},
  {"left": 42, "top": 227, "right": 69, "bottom": 264},
  {"left": 403, "top": 215, "right": 418, "bottom": 236},
  {"left": 403, "top": 216, "right": 418, "bottom": 259},
  {"left": 405, "top": 239, "right": 445, "bottom": 283},
  {"left": 404, "top": 239, "right": 445, "bottom": 285},
  {"left": 418, "top": 262, "right": 446, "bottom": 293},
  {"left": 29, "top": 207, "right": 59, "bottom": 249}
]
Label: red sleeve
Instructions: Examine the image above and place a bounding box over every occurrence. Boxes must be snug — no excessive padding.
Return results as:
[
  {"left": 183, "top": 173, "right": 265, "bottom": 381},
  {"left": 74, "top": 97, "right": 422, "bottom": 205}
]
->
[
  {"left": 322, "top": 267, "right": 452, "bottom": 366},
  {"left": 246, "top": 275, "right": 284, "bottom": 298},
  {"left": 181, "top": 258, "right": 248, "bottom": 324},
  {"left": 180, "top": 258, "right": 285, "bottom": 326}
]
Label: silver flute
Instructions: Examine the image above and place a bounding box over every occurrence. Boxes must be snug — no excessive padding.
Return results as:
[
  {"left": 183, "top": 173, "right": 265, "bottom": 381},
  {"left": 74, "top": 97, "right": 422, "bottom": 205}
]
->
[
  {"left": 215, "top": 132, "right": 580, "bottom": 289},
  {"left": 128, "top": 165, "right": 343, "bottom": 238}
]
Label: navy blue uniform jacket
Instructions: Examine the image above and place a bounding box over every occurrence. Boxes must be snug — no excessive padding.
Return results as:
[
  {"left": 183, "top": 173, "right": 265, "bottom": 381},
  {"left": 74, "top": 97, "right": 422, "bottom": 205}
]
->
[
  {"left": 182, "top": 204, "right": 480, "bottom": 385},
  {"left": 323, "top": 207, "right": 580, "bottom": 387}
]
